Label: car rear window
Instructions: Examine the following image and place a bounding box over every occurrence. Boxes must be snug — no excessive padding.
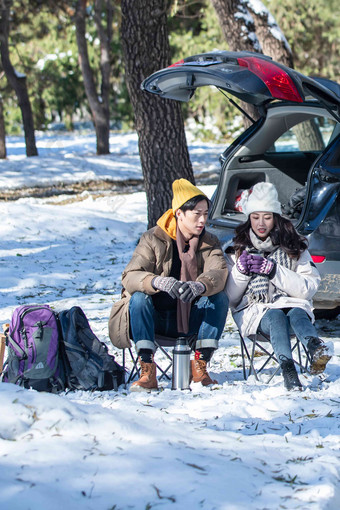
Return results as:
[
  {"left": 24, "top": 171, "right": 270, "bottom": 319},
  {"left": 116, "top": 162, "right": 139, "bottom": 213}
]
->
[{"left": 266, "top": 116, "right": 337, "bottom": 153}]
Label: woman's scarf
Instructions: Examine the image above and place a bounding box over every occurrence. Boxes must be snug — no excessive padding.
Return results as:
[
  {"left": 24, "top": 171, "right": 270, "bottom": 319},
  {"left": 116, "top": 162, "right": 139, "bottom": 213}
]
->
[
  {"left": 245, "top": 229, "right": 295, "bottom": 304},
  {"left": 176, "top": 224, "right": 199, "bottom": 334}
]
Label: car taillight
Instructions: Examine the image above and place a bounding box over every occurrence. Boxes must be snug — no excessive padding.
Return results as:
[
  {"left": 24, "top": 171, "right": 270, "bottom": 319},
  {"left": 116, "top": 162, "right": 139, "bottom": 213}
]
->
[
  {"left": 168, "top": 59, "right": 185, "bottom": 68},
  {"left": 237, "top": 57, "right": 303, "bottom": 103},
  {"left": 311, "top": 255, "right": 326, "bottom": 263}
]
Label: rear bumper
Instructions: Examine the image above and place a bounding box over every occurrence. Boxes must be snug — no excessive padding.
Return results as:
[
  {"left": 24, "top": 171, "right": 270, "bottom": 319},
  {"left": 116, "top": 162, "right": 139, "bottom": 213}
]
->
[
  {"left": 310, "top": 261, "right": 340, "bottom": 309},
  {"left": 313, "top": 272, "right": 340, "bottom": 309}
]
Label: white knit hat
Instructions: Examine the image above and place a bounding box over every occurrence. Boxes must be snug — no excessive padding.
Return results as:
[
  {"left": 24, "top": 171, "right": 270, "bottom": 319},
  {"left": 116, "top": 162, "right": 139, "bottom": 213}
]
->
[{"left": 244, "top": 182, "right": 282, "bottom": 216}]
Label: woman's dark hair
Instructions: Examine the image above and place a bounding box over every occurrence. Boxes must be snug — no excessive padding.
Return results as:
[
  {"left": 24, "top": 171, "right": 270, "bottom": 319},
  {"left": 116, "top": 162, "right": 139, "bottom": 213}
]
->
[
  {"left": 233, "top": 213, "right": 308, "bottom": 259},
  {"left": 179, "top": 194, "right": 210, "bottom": 212}
]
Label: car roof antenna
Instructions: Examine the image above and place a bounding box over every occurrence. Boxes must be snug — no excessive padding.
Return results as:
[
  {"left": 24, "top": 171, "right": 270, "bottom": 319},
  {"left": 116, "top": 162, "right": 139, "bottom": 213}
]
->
[{"left": 217, "top": 87, "right": 256, "bottom": 124}]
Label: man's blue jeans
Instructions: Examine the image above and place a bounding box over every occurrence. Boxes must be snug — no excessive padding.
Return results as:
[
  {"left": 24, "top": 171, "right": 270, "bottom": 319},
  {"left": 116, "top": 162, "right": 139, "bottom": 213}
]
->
[
  {"left": 258, "top": 307, "right": 318, "bottom": 362},
  {"left": 129, "top": 291, "right": 229, "bottom": 353}
]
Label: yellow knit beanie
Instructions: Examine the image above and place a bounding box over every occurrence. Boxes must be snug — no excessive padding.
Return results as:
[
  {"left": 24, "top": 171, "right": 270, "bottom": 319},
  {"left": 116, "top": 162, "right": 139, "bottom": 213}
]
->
[
  {"left": 157, "top": 179, "right": 207, "bottom": 240},
  {"left": 171, "top": 178, "right": 207, "bottom": 212}
]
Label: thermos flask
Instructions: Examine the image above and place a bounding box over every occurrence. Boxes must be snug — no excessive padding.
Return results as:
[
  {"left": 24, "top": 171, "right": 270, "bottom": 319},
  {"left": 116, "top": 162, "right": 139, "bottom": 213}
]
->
[{"left": 172, "top": 337, "right": 191, "bottom": 390}]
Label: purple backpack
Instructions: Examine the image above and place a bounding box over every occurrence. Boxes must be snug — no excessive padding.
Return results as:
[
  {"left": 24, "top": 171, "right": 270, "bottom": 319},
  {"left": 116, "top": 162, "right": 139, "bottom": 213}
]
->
[{"left": 2, "top": 304, "right": 65, "bottom": 392}]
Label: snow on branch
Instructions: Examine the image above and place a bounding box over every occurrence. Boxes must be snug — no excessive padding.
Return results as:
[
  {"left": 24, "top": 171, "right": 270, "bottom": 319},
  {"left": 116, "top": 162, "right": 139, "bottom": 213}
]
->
[
  {"left": 245, "top": 0, "right": 291, "bottom": 53},
  {"left": 234, "top": 1, "right": 262, "bottom": 52},
  {"left": 14, "top": 68, "right": 26, "bottom": 79}
]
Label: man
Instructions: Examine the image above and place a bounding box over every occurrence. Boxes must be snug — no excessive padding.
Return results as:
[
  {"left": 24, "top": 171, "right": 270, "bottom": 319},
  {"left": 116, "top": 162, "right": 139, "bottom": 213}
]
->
[{"left": 109, "top": 178, "right": 229, "bottom": 391}]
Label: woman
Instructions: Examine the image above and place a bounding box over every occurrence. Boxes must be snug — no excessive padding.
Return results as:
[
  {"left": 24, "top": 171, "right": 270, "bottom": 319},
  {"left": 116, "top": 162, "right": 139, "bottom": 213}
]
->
[{"left": 225, "top": 182, "right": 331, "bottom": 390}]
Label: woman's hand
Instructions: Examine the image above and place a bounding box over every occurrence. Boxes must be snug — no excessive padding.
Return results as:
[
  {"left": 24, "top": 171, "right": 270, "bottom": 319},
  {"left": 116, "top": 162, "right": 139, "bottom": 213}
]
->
[
  {"left": 248, "top": 254, "right": 276, "bottom": 278},
  {"left": 236, "top": 250, "right": 251, "bottom": 275}
]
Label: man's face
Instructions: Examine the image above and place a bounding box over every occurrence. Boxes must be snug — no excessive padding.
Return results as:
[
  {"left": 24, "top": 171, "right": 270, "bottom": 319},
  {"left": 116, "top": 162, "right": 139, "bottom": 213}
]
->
[{"left": 176, "top": 199, "right": 209, "bottom": 240}]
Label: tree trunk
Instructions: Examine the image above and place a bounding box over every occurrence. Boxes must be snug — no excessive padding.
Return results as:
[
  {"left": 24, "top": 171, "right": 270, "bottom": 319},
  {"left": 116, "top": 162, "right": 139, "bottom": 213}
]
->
[
  {"left": 292, "top": 120, "right": 325, "bottom": 151},
  {"left": 239, "top": 1, "right": 322, "bottom": 149},
  {"left": 121, "top": 0, "right": 194, "bottom": 228},
  {"left": 210, "top": 0, "right": 320, "bottom": 147},
  {"left": 247, "top": 3, "right": 294, "bottom": 68},
  {"left": 0, "top": 0, "right": 38, "bottom": 157},
  {"left": 94, "top": 0, "right": 111, "bottom": 118},
  {"left": 210, "top": 0, "right": 293, "bottom": 64},
  {"left": 74, "top": 0, "right": 111, "bottom": 155},
  {"left": 211, "top": 0, "right": 261, "bottom": 52},
  {"left": 210, "top": 0, "right": 262, "bottom": 126},
  {"left": 0, "top": 94, "right": 6, "bottom": 159}
]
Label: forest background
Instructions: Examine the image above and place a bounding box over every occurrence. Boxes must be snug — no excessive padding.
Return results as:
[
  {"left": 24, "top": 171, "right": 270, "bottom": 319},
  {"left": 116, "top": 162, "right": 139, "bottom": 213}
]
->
[
  {"left": 0, "top": 0, "right": 339, "bottom": 227},
  {"left": 1, "top": 0, "right": 339, "bottom": 140}
]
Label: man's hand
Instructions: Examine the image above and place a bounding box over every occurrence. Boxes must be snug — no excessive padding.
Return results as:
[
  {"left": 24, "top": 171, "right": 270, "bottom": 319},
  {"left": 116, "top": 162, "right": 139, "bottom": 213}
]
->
[
  {"left": 152, "top": 276, "right": 183, "bottom": 299},
  {"left": 178, "top": 281, "right": 206, "bottom": 303}
]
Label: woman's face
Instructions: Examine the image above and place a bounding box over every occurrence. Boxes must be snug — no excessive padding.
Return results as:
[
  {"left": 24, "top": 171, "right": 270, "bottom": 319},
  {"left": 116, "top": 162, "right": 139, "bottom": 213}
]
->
[{"left": 250, "top": 212, "right": 274, "bottom": 239}]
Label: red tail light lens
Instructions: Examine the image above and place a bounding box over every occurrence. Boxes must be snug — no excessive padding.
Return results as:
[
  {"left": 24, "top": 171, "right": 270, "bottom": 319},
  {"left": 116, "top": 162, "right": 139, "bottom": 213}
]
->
[
  {"left": 168, "top": 59, "right": 185, "bottom": 68},
  {"left": 311, "top": 255, "right": 326, "bottom": 263},
  {"left": 237, "top": 57, "right": 303, "bottom": 103}
]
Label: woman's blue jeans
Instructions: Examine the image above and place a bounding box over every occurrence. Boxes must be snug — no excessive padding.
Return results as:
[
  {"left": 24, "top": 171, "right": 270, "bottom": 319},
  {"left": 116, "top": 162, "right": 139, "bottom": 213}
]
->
[
  {"left": 129, "top": 291, "right": 229, "bottom": 353},
  {"left": 258, "top": 307, "right": 318, "bottom": 362}
]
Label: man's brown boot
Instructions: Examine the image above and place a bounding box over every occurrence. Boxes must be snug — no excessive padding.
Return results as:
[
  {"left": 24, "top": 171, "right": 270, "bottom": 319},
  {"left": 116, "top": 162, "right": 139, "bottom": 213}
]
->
[
  {"left": 190, "top": 359, "right": 217, "bottom": 386},
  {"left": 130, "top": 357, "right": 158, "bottom": 392}
]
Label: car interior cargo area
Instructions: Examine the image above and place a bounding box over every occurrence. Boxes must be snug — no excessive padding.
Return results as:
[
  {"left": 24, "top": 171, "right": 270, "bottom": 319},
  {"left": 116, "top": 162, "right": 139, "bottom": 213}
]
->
[
  {"left": 220, "top": 163, "right": 311, "bottom": 221},
  {"left": 213, "top": 106, "right": 339, "bottom": 224}
]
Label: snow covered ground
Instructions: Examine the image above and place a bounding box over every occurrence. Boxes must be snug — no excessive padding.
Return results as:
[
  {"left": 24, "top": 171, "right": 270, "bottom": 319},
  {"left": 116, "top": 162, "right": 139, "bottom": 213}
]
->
[
  {"left": 0, "top": 131, "right": 340, "bottom": 510},
  {"left": 0, "top": 129, "right": 223, "bottom": 191}
]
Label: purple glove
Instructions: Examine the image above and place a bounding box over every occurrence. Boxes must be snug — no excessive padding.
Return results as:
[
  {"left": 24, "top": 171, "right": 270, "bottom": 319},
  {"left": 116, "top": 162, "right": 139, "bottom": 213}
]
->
[
  {"left": 248, "top": 254, "right": 276, "bottom": 278},
  {"left": 236, "top": 250, "right": 251, "bottom": 275},
  {"left": 152, "top": 276, "right": 183, "bottom": 299},
  {"left": 178, "top": 281, "right": 206, "bottom": 303}
]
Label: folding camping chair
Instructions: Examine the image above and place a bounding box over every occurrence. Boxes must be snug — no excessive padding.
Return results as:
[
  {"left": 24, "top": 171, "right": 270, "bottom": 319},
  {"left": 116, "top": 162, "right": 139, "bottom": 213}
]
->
[{"left": 239, "top": 331, "right": 311, "bottom": 384}]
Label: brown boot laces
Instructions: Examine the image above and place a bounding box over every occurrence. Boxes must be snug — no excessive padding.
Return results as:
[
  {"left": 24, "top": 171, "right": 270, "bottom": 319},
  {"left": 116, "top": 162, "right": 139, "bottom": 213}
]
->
[
  {"left": 139, "top": 360, "right": 153, "bottom": 377},
  {"left": 195, "top": 358, "right": 209, "bottom": 375},
  {"left": 193, "top": 358, "right": 217, "bottom": 385}
]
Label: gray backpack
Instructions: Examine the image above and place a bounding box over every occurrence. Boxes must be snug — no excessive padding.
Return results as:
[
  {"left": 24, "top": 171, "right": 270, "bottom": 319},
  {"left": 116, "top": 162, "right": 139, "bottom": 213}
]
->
[{"left": 57, "top": 306, "right": 125, "bottom": 391}]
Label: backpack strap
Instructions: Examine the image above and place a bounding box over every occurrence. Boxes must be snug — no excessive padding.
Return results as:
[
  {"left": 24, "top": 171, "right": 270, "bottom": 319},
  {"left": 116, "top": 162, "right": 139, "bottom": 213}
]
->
[
  {"left": 35, "top": 321, "right": 48, "bottom": 341},
  {"left": 49, "top": 376, "right": 65, "bottom": 394},
  {"left": 7, "top": 335, "right": 27, "bottom": 359},
  {"left": 0, "top": 332, "right": 6, "bottom": 374}
]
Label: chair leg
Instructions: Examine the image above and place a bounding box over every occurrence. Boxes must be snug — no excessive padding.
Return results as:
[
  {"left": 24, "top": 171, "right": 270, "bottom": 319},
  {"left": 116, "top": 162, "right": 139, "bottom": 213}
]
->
[
  {"left": 248, "top": 345, "right": 259, "bottom": 380},
  {"left": 265, "top": 365, "right": 281, "bottom": 384},
  {"left": 155, "top": 360, "right": 172, "bottom": 381},
  {"left": 241, "top": 334, "right": 279, "bottom": 383},
  {"left": 240, "top": 332, "right": 312, "bottom": 385},
  {"left": 154, "top": 342, "right": 172, "bottom": 381},
  {"left": 122, "top": 349, "right": 127, "bottom": 389},
  {"left": 156, "top": 343, "right": 173, "bottom": 362},
  {"left": 254, "top": 340, "right": 278, "bottom": 373},
  {"left": 293, "top": 338, "right": 304, "bottom": 373},
  {"left": 291, "top": 339, "right": 311, "bottom": 374},
  {"left": 240, "top": 335, "right": 260, "bottom": 381},
  {"left": 240, "top": 336, "right": 247, "bottom": 380},
  {"left": 126, "top": 348, "right": 140, "bottom": 383},
  {"left": 300, "top": 342, "right": 312, "bottom": 372},
  {"left": 295, "top": 339, "right": 303, "bottom": 373}
]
